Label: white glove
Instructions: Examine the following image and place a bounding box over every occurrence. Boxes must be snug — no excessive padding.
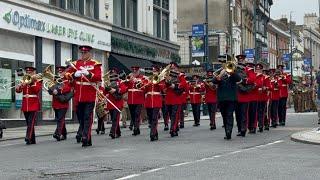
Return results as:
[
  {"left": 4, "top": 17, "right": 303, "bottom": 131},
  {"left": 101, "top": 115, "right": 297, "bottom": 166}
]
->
[
  {"left": 74, "top": 70, "right": 82, "bottom": 77},
  {"left": 81, "top": 69, "right": 89, "bottom": 76},
  {"left": 53, "top": 89, "right": 58, "bottom": 95}
]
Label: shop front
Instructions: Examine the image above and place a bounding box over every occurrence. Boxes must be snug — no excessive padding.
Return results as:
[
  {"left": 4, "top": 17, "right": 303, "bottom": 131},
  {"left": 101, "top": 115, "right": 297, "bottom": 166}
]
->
[{"left": 0, "top": 1, "right": 111, "bottom": 124}]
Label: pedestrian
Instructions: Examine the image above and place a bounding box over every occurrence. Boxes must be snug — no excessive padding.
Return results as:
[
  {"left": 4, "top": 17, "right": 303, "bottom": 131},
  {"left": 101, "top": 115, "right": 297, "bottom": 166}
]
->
[
  {"left": 47, "top": 66, "right": 72, "bottom": 141},
  {"left": 0, "top": 119, "right": 5, "bottom": 139},
  {"left": 213, "top": 62, "right": 241, "bottom": 140},
  {"left": 66, "top": 45, "right": 102, "bottom": 147},
  {"left": 15, "top": 67, "right": 42, "bottom": 145}
]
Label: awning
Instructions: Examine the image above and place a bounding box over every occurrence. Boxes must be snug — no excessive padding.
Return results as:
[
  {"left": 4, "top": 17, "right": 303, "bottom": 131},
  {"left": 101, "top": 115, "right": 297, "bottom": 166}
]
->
[{"left": 108, "top": 54, "right": 155, "bottom": 74}]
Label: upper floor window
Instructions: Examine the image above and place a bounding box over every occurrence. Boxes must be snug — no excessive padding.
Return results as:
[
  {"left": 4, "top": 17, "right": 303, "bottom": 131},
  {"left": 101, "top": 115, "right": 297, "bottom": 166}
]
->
[
  {"left": 153, "top": 0, "right": 170, "bottom": 40},
  {"left": 113, "top": 0, "right": 137, "bottom": 31},
  {"left": 85, "top": 0, "right": 94, "bottom": 18},
  {"left": 66, "top": 0, "right": 80, "bottom": 13},
  {"left": 49, "top": 0, "right": 60, "bottom": 7}
]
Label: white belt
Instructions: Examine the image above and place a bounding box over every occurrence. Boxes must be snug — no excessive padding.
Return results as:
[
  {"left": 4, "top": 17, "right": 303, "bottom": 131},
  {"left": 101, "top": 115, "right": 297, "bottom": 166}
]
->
[
  {"left": 189, "top": 92, "right": 200, "bottom": 95},
  {"left": 23, "top": 94, "right": 37, "bottom": 98},
  {"left": 146, "top": 92, "right": 161, "bottom": 95},
  {"left": 76, "top": 81, "right": 96, "bottom": 86},
  {"left": 282, "top": 85, "right": 287, "bottom": 87},
  {"left": 128, "top": 89, "right": 143, "bottom": 92},
  {"left": 258, "top": 88, "right": 262, "bottom": 91}
]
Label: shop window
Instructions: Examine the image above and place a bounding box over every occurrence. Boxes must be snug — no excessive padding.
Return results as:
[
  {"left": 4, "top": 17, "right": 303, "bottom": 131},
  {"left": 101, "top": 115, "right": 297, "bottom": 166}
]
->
[
  {"left": 113, "top": 0, "right": 137, "bottom": 31},
  {"left": 153, "top": 0, "right": 170, "bottom": 40}
]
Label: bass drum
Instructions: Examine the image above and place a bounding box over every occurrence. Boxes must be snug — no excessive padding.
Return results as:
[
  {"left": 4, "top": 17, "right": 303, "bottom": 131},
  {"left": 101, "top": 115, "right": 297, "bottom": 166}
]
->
[{"left": 96, "top": 102, "right": 108, "bottom": 119}]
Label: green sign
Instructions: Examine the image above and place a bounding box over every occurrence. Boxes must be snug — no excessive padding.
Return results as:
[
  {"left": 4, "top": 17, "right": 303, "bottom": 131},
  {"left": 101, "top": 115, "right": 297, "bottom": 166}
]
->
[{"left": 0, "top": 68, "right": 12, "bottom": 109}]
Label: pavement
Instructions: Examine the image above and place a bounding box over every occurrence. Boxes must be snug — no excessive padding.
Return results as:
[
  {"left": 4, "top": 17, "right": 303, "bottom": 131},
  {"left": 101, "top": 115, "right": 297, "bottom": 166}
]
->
[
  {"left": 0, "top": 114, "right": 217, "bottom": 141},
  {"left": 291, "top": 127, "right": 320, "bottom": 145},
  {"left": 0, "top": 109, "right": 319, "bottom": 180}
]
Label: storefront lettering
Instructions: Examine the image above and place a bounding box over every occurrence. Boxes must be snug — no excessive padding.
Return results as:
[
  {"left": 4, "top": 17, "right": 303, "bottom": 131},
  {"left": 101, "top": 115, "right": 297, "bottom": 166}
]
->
[{"left": 3, "top": 9, "right": 95, "bottom": 44}]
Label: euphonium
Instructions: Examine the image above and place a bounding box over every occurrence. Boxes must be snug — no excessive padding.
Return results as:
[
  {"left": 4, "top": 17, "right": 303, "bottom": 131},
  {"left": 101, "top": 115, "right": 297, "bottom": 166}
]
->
[
  {"left": 43, "top": 65, "right": 62, "bottom": 90},
  {"left": 225, "top": 61, "right": 236, "bottom": 73}
]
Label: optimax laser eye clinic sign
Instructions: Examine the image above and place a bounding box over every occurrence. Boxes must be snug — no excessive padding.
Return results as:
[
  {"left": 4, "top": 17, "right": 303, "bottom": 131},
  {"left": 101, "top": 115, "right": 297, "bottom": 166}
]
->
[{"left": 0, "top": 2, "right": 111, "bottom": 51}]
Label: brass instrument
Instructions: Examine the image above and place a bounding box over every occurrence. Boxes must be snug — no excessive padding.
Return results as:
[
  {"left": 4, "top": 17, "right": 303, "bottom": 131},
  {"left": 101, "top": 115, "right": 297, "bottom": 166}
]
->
[
  {"left": 203, "top": 76, "right": 216, "bottom": 91},
  {"left": 43, "top": 65, "right": 63, "bottom": 91}
]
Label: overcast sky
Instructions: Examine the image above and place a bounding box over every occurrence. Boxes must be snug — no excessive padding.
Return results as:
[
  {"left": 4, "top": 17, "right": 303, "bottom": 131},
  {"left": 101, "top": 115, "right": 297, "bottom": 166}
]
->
[{"left": 271, "top": 0, "right": 319, "bottom": 24}]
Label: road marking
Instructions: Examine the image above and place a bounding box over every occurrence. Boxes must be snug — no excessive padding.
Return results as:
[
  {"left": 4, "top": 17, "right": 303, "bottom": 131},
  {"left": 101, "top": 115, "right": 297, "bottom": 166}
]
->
[
  {"left": 113, "top": 148, "right": 133, "bottom": 153},
  {"left": 115, "top": 174, "right": 141, "bottom": 180},
  {"left": 0, "top": 143, "right": 21, "bottom": 147},
  {"left": 114, "top": 139, "right": 284, "bottom": 179}
]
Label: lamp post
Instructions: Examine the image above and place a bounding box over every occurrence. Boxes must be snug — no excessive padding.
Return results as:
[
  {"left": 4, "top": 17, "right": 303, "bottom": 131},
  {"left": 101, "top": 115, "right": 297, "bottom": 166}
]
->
[
  {"left": 204, "top": 0, "right": 209, "bottom": 63},
  {"left": 289, "top": 11, "right": 294, "bottom": 75}
]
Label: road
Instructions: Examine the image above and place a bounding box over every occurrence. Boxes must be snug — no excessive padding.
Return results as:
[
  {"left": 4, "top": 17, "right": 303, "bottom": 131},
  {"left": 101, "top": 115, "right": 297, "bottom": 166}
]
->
[{"left": 0, "top": 111, "right": 319, "bottom": 180}]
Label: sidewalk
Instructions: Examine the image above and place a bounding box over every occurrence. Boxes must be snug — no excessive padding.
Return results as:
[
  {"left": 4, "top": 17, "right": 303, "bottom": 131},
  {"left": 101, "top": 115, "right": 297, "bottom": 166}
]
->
[
  {"left": 0, "top": 114, "right": 215, "bottom": 142},
  {"left": 291, "top": 128, "right": 320, "bottom": 145}
]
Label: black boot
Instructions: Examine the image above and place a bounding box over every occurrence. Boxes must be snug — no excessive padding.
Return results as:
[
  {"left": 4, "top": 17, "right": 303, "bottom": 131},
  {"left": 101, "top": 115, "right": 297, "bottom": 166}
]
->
[
  {"left": 101, "top": 130, "right": 105, "bottom": 135},
  {"left": 76, "top": 134, "right": 82, "bottom": 143},
  {"left": 96, "top": 129, "right": 100, "bottom": 135},
  {"left": 109, "top": 133, "right": 115, "bottom": 139},
  {"left": 210, "top": 125, "right": 216, "bottom": 130},
  {"left": 258, "top": 127, "right": 263, "bottom": 133},
  {"left": 0, "top": 130, "right": 3, "bottom": 139},
  {"left": 150, "top": 135, "right": 155, "bottom": 141},
  {"left": 164, "top": 124, "right": 169, "bottom": 131}
]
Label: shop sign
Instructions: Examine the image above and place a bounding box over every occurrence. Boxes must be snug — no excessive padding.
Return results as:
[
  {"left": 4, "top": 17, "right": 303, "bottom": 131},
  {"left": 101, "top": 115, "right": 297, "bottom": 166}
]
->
[
  {"left": 0, "top": 68, "right": 12, "bottom": 109},
  {"left": 0, "top": 2, "right": 111, "bottom": 51}
]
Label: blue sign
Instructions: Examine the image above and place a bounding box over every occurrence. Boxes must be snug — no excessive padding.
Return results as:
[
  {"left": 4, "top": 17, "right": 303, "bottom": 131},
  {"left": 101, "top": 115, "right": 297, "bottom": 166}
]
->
[
  {"left": 191, "top": 36, "right": 205, "bottom": 57},
  {"left": 302, "top": 58, "right": 311, "bottom": 73},
  {"left": 244, "top": 49, "right": 255, "bottom": 62},
  {"left": 192, "top": 24, "right": 205, "bottom": 37},
  {"left": 282, "top": 53, "right": 290, "bottom": 61}
]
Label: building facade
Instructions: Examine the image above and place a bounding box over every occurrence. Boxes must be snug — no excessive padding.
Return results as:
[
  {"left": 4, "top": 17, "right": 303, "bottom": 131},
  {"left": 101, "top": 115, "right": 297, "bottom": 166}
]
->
[
  {"left": 102, "top": 0, "right": 180, "bottom": 73},
  {"left": 241, "top": 0, "right": 255, "bottom": 54},
  {"left": 0, "top": 0, "right": 111, "bottom": 122}
]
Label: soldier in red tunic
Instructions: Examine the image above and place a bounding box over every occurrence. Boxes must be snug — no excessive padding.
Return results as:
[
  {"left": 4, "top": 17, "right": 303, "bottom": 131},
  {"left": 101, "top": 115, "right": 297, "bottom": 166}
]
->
[
  {"left": 125, "top": 66, "right": 146, "bottom": 136},
  {"left": 104, "top": 68, "right": 128, "bottom": 139},
  {"left": 48, "top": 66, "right": 72, "bottom": 141},
  {"left": 269, "top": 69, "right": 282, "bottom": 128},
  {"left": 165, "top": 62, "right": 187, "bottom": 137},
  {"left": 67, "top": 45, "right": 102, "bottom": 147},
  {"left": 15, "top": 67, "right": 42, "bottom": 145},
  {"left": 189, "top": 75, "right": 205, "bottom": 127},
  {"left": 143, "top": 66, "right": 165, "bottom": 141},
  {"left": 179, "top": 72, "right": 189, "bottom": 129},
  {"left": 262, "top": 69, "right": 272, "bottom": 130},
  {"left": 204, "top": 70, "right": 218, "bottom": 130},
  {"left": 277, "top": 64, "right": 292, "bottom": 126}
]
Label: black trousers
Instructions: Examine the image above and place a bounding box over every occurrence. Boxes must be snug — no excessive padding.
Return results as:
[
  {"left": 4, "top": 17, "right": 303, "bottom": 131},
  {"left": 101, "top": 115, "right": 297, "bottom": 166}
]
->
[
  {"left": 129, "top": 104, "right": 142, "bottom": 129},
  {"left": 219, "top": 101, "right": 236, "bottom": 136},
  {"left": 248, "top": 101, "right": 258, "bottom": 130},
  {"left": 207, "top": 103, "right": 217, "bottom": 127},
  {"left": 257, "top": 101, "right": 267, "bottom": 129},
  {"left": 167, "top": 104, "right": 181, "bottom": 132},
  {"left": 235, "top": 102, "right": 249, "bottom": 133},
  {"left": 97, "top": 115, "right": 105, "bottom": 132},
  {"left": 24, "top": 111, "right": 37, "bottom": 142},
  {"left": 109, "top": 109, "right": 121, "bottom": 136},
  {"left": 54, "top": 108, "right": 68, "bottom": 137},
  {"left": 147, "top": 108, "right": 160, "bottom": 136},
  {"left": 191, "top": 103, "right": 201, "bottom": 125},
  {"left": 271, "top": 100, "right": 279, "bottom": 126},
  {"left": 180, "top": 103, "right": 186, "bottom": 126},
  {"left": 76, "top": 102, "right": 95, "bottom": 142},
  {"left": 278, "top": 97, "right": 287, "bottom": 124},
  {"left": 162, "top": 104, "right": 170, "bottom": 126}
]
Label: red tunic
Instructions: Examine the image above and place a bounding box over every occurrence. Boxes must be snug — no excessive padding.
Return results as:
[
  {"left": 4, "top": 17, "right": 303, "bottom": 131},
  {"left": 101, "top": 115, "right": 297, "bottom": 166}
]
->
[
  {"left": 270, "top": 77, "right": 282, "bottom": 100},
  {"left": 189, "top": 81, "right": 205, "bottom": 104},
  {"left": 237, "top": 67, "right": 256, "bottom": 103},
  {"left": 251, "top": 73, "right": 264, "bottom": 101},
  {"left": 144, "top": 81, "right": 165, "bottom": 108},
  {"left": 279, "top": 73, "right": 292, "bottom": 98},
  {"left": 181, "top": 83, "right": 189, "bottom": 104},
  {"left": 126, "top": 74, "right": 145, "bottom": 105},
  {"left": 260, "top": 75, "right": 271, "bottom": 102},
  {"left": 105, "top": 81, "right": 127, "bottom": 110},
  {"left": 52, "top": 79, "right": 72, "bottom": 109},
  {"left": 165, "top": 74, "right": 188, "bottom": 105},
  {"left": 16, "top": 80, "right": 42, "bottom": 112},
  {"left": 204, "top": 83, "right": 217, "bottom": 103},
  {"left": 68, "top": 59, "right": 102, "bottom": 103}
]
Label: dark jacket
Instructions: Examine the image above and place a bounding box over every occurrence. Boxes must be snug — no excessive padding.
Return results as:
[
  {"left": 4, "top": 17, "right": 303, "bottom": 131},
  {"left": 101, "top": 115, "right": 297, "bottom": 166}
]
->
[{"left": 213, "top": 72, "right": 241, "bottom": 102}]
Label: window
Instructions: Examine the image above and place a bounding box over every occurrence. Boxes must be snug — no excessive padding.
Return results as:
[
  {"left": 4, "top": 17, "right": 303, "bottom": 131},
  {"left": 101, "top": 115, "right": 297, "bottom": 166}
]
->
[
  {"left": 153, "top": 0, "right": 170, "bottom": 40},
  {"left": 49, "top": 0, "right": 60, "bottom": 7},
  {"left": 66, "top": 0, "right": 80, "bottom": 13},
  {"left": 85, "top": 0, "right": 94, "bottom": 18},
  {"left": 113, "top": 0, "right": 137, "bottom": 31}
]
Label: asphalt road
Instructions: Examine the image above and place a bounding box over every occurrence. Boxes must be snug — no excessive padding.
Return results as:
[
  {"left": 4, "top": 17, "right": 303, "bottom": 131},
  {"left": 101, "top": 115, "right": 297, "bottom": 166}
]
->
[{"left": 0, "top": 111, "right": 319, "bottom": 180}]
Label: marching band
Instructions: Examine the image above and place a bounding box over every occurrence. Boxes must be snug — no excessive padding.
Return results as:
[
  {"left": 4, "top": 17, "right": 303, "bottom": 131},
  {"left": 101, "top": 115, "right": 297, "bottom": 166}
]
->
[{"left": 14, "top": 45, "right": 292, "bottom": 146}]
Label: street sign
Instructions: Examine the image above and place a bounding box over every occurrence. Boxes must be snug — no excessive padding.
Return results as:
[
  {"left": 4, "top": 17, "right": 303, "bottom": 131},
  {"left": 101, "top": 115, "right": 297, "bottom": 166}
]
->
[
  {"left": 192, "top": 24, "right": 205, "bottom": 36},
  {"left": 282, "top": 53, "right": 290, "bottom": 61},
  {"left": 244, "top": 49, "right": 254, "bottom": 62}
]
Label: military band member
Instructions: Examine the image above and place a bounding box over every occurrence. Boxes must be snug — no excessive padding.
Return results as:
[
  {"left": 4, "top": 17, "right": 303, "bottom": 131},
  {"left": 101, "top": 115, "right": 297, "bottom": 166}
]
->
[
  {"left": 180, "top": 72, "right": 188, "bottom": 129},
  {"left": 235, "top": 55, "right": 255, "bottom": 137},
  {"left": 189, "top": 75, "right": 205, "bottom": 127},
  {"left": 246, "top": 62, "right": 258, "bottom": 134},
  {"left": 143, "top": 66, "right": 165, "bottom": 141},
  {"left": 48, "top": 66, "right": 72, "bottom": 141},
  {"left": 165, "top": 62, "right": 187, "bottom": 137},
  {"left": 161, "top": 92, "right": 170, "bottom": 131},
  {"left": 126, "top": 66, "right": 146, "bottom": 135},
  {"left": 213, "top": 64, "right": 242, "bottom": 140},
  {"left": 15, "top": 67, "right": 42, "bottom": 145},
  {"left": 262, "top": 69, "right": 271, "bottom": 130},
  {"left": 105, "top": 68, "right": 127, "bottom": 139},
  {"left": 68, "top": 45, "right": 102, "bottom": 147},
  {"left": 204, "top": 70, "right": 218, "bottom": 130},
  {"left": 255, "top": 64, "right": 269, "bottom": 133},
  {"left": 96, "top": 86, "right": 106, "bottom": 135},
  {"left": 277, "top": 65, "right": 292, "bottom": 126},
  {"left": 270, "top": 69, "right": 282, "bottom": 128}
]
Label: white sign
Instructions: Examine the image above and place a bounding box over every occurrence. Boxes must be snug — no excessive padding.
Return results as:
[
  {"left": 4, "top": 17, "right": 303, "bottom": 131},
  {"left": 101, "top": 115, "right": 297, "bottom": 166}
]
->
[{"left": 0, "top": 2, "right": 111, "bottom": 51}]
